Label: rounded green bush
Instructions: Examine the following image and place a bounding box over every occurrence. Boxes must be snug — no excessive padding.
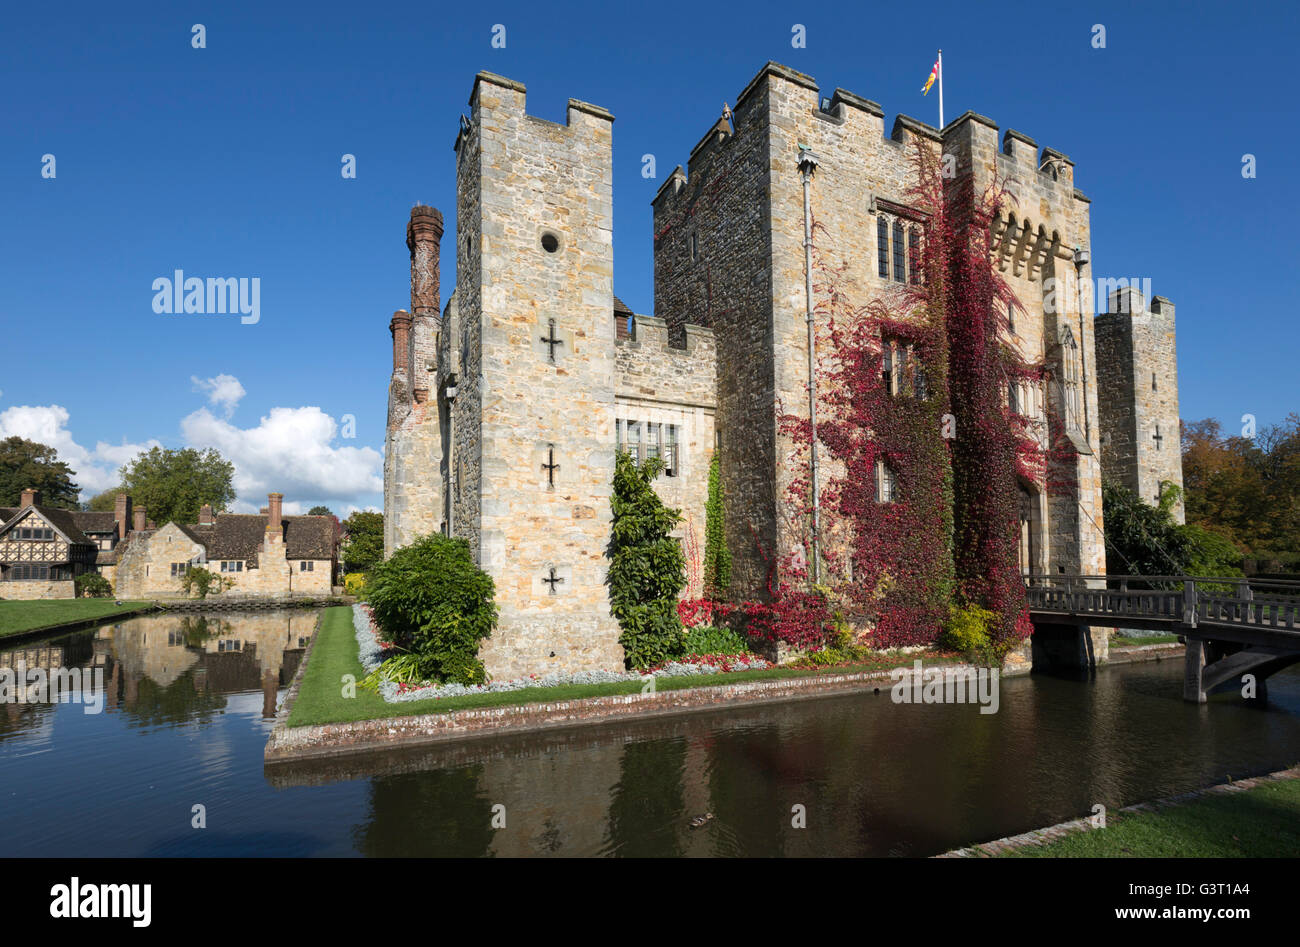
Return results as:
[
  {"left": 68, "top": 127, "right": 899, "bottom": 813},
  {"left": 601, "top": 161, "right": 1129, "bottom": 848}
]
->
[{"left": 366, "top": 534, "right": 497, "bottom": 685}]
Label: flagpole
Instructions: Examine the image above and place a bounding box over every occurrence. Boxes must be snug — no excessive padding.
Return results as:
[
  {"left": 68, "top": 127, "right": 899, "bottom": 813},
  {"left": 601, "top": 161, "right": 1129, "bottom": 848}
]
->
[{"left": 938, "top": 49, "right": 944, "bottom": 129}]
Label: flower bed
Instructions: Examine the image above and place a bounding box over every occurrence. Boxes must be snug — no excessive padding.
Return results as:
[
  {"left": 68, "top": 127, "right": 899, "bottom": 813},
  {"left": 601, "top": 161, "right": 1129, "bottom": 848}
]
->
[{"left": 352, "top": 604, "right": 769, "bottom": 702}]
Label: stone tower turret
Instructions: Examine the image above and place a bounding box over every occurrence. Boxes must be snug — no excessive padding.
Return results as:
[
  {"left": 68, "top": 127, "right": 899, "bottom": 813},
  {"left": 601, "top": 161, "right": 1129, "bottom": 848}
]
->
[
  {"left": 1095, "top": 290, "right": 1184, "bottom": 522},
  {"left": 450, "top": 71, "right": 623, "bottom": 677}
]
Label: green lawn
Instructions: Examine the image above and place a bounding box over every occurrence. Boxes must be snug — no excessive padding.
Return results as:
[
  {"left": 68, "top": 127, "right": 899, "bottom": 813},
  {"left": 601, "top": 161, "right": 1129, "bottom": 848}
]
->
[
  {"left": 287, "top": 605, "right": 961, "bottom": 728},
  {"left": 0, "top": 598, "right": 154, "bottom": 638},
  {"left": 1008, "top": 777, "right": 1300, "bottom": 857},
  {"left": 1112, "top": 633, "right": 1180, "bottom": 647}
]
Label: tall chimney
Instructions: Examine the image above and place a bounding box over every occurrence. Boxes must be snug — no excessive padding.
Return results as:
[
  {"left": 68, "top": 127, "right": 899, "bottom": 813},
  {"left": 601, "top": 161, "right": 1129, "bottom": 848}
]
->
[
  {"left": 267, "top": 493, "right": 283, "bottom": 533},
  {"left": 133, "top": 506, "right": 147, "bottom": 532},
  {"left": 115, "top": 493, "right": 133, "bottom": 540},
  {"left": 198, "top": 503, "right": 215, "bottom": 526},
  {"left": 20, "top": 487, "right": 40, "bottom": 508},
  {"left": 389, "top": 310, "right": 413, "bottom": 374},
  {"left": 407, "top": 205, "right": 444, "bottom": 319},
  {"left": 407, "top": 206, "right": 443, "bottom": 405}
]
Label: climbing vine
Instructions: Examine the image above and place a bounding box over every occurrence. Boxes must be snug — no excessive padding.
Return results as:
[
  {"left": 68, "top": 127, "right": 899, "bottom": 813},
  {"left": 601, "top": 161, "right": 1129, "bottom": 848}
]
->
[
  {"left": 768, "top": 139, "right": 1053, "bottom": 656},
  {"left": 702, "top": 450, "right": 731, "bottom": 598}
]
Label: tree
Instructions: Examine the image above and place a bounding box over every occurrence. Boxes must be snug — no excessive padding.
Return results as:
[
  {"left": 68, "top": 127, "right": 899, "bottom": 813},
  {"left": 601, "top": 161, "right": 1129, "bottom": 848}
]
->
[
  {"left": 1182, "top": 414, "right": 1300, "bottom": 557},
  {"left": 342, "top": 510, "right": 384, "bottom": 573},
  {"left": 702, "top": 451, "right": 731, "bottom": 599},
  {"left": 1102, "top": 480, "right": 1195, "bottom": 579},
  {"left": 607, "top": 451, "right": 686, "bottom": 669},
  {"left": 0, "top": 436, "right": 80, "bottom": 509},
  {"left": 307, "top": 505, "right": 333, "bottom": 517},
  {"left": 87, "top": 488, "right": 126, "bottom": 512},
  {"left": 118, "top": 447, "right": 235, "bottom": 526}
]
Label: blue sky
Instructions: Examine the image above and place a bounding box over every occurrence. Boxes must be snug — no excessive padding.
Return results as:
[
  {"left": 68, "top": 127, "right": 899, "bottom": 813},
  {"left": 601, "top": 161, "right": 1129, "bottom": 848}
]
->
[{"left": 1, "top": 0, "right": 1295, "bottom": 513}]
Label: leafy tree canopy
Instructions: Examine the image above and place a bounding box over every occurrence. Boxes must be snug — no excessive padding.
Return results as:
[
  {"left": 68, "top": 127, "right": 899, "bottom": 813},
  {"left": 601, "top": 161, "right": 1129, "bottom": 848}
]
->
[
  {"left": 118, "top": 447, "right": 235, "bottom": 526},
  {"left": 342, "top": 510, "right": 384, "bottom": 573},
  {"left": 307, "top": 505, "right": 333, "bottom": 517},
  {"left": 1183, "top": 414, "right": 1300, "bottom": 558},
  {"left": 0, "top": 436, "right": 80, "bottom": 509}
]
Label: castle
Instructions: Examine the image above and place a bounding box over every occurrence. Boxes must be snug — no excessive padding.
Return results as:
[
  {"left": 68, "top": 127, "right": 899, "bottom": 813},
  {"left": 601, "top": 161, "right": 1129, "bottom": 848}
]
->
[{"left": 382, "top": 62, "right": 1183, "bottom": 678}]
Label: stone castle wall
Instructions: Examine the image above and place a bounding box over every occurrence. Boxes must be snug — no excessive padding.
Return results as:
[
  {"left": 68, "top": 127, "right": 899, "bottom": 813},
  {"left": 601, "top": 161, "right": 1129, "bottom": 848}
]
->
[{"left": 615, "top": 314, "right": 717, "bottom": 585}]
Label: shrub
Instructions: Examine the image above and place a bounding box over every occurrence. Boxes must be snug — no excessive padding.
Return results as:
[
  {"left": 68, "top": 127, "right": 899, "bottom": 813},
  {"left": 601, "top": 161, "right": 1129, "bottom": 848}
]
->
[
  {"left": 366, "top": 534, "right": 497, "bottom": 685},
  {"left": 940, "top": 602, "right": 996, "bottom": 658},
  {"left": 607, "top": 451, "right": 687, "bottom": 669},
  {"left": 75, "top": 573, "right": 113, "bottom": 598},
  {"left": 682, "top": 624, "right": 750, "bottom": 657},
  {"left": 180, "top": 567, "right": 230, "bottom": 599},
  {"left": 343, "top": 572, "right": 367, "bottom": 597}
]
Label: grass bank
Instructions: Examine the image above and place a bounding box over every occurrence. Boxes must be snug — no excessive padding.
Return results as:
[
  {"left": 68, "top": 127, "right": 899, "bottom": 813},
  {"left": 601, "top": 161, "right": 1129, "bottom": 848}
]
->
[
  {"left": 1112, "top": 632, "right": 1181, "bottom": 647},
  {"left": 287, "top": 605, "right": 962, "bottom": 728},
  {"left": 0, "top": 598, "right": 154, "bottom": 639},
  {"left": 1009, "top": 775, "right": 1300, "bottom": 857}
]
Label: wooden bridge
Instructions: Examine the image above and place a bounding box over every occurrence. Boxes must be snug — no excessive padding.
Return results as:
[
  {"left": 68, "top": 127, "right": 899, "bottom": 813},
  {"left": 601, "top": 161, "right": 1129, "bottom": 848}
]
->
[{"left": 1024, "top": 575, "right": 1300, "bottom": 703}]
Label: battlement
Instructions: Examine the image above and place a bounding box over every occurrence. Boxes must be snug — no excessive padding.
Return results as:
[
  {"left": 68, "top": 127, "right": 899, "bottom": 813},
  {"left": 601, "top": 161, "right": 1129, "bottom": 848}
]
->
[
  {"left": 455, "top": 71, "right": 614, "bottom": 155},
  {"left": 653, "top": 61, "right": 1082, "bottom": 215},
  {"left": 616, "top": 314, "right": 716, "bottom": 410}
]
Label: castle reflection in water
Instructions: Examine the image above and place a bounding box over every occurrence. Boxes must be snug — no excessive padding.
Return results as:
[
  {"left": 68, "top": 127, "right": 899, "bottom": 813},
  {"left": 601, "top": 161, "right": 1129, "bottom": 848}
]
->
[{"left": 0, "top": 609, "right": 318, "bottom": 726}]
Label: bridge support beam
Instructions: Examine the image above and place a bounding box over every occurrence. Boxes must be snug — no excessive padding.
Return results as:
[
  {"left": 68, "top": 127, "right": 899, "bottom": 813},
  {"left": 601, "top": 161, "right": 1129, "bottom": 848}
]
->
[
  {"left": 1184, "top": 639, "right": 1300, "bottom": 703},
  {"left": 1183, "top": 639, "right": 1206, "bottom": 704},
  {"left": 1031, "top": 622, "right": 1109, "bottom": 672}
]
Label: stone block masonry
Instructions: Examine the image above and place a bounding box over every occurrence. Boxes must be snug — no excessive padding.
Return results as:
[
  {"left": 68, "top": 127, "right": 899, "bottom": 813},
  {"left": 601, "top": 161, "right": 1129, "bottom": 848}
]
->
[
  {"left": 451, "top": 72, "right": 624, "bottom": 678},
  {"left": 383, "top": 61, "right": 1184, "bottom": 679}
]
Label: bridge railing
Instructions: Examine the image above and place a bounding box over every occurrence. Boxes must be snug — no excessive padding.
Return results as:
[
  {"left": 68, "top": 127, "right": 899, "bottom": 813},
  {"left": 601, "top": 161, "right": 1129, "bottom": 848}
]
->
[{"left": 1024, "top": 574, "right": 1300, "bottom": 630}]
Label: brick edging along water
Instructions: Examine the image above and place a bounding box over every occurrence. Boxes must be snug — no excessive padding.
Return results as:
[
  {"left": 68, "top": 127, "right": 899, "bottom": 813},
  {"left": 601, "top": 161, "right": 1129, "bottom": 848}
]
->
[{"left": 263, "top": 637, "right": 1186, "bottom": 763}]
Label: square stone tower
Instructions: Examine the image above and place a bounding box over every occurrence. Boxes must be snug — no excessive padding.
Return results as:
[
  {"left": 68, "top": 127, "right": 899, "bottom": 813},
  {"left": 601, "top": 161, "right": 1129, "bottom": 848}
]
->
[
  {"left": 450, "top": 71, "right": 624, "bottom": 677},
  {"left": 653, "top": 62, "right": 1107, "bottom": 592},
  {"left": 1095, "top": 290, "right": 1184, "bottom": 522}
]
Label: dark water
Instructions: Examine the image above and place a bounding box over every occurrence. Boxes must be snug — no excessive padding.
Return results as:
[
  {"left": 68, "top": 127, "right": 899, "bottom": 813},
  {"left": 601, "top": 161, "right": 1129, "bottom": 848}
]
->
[{"left": 3, "top": 610, "right": 1300, "bottom": 857}]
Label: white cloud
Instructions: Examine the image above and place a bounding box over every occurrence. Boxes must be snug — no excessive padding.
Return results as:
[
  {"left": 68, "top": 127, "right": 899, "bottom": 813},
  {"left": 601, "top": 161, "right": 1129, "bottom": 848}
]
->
[
  {"left": 181, "top": 404, "right": 383, "bottom": 509},
  {"left": 191, "top": 374, "right": 246, "bottom": 418},
  {"left": 2, "top": 376, "right": 383, "bottom": 512},
  {"left": 0, "top": 404, "right": 161, "bottom": 495}
]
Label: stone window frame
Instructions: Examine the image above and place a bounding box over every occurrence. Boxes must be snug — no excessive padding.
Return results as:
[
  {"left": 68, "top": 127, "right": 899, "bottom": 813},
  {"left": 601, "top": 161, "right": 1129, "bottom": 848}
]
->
[
  {"left": 892, "top": 218, "right": 906, "bottom": 283},
  {"left": 299, "top": 560, "right": 314, "bottom": 572},
  {"left": 664, "top": 424, "right": 679, "bottom": 477},
  {"left": 1060, "top": 326, "right": 1083, "bottom": 434},
  {"left": 876, "top": 217, "right": 889, "bottom": 278},
  {"left": 169, "top": 561, "right": 189, "bottom": 578},
  {"left": 881, "top": 336, "right": 927, "bottom": 399},
  {"left": 875, "top": 459, "right": 898, "bottom": 504}
]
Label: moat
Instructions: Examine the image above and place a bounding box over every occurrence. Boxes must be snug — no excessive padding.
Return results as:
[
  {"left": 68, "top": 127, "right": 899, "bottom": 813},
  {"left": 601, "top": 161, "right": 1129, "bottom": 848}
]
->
[{"left": 2, "top": 609, "right": 1299, "bottom": 857}]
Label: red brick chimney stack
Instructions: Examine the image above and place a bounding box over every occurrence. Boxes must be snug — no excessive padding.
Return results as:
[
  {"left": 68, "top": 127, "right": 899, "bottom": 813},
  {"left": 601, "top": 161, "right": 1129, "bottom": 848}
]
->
[
  {"left": 198, "top": 503, "right": 215, "bottom": 526},
  {"left": 389, "top": 310, "right": 412, "bottom": 374},
  {"left": 133, "top": 507, "right": 147, "bottom": 532},
  {"left": 20, "top": 488, "right": 40, "bottom": 508},
  {"left": 114, "top": 493, "right": 133, "bottom": 540},
  {"left": 406, "top": 205, "right": 443, "bottom": 319},
  {"left": 267, "top": 493, "right": 283, "bottom": 533}
]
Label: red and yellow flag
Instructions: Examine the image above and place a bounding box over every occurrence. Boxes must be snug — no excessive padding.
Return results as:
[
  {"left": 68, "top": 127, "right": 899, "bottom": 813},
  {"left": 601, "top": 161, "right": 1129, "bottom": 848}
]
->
[{"left": 921, "top": 55, "right": 940, "bottom": 96}]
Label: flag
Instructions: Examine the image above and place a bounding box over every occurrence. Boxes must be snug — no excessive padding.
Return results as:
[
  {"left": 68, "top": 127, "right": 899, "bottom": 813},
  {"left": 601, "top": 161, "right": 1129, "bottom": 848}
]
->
[{"left": 921, "top": 55, "right": 940, "bottom": 96}]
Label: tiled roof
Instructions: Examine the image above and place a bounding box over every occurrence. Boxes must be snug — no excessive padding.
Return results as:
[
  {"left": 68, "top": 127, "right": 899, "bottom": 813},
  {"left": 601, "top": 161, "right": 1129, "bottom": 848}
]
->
[
  {"left": 203, "top": 514, "right": 336, "bottom": 566},
  {"left": 0, "top": 505, "right": 95, "bottom": 546},
  {"left": 70, "top": 511, "right": 119, "bottom": 534}
]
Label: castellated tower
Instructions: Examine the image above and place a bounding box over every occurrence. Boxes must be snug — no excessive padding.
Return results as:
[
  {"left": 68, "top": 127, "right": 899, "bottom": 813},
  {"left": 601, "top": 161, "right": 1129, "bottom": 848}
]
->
[
  {"left": 653, "top": 62, "right": 1107, "bottom": 593},
  {"left": 1095, "top": 290, "right": 1184, "bottom": 523},
  {"left": 383, "top": 206, "right": 445, "bottom": 557},
  {"left": 448, "top": 71, "right": 624, "bottom": 677}
]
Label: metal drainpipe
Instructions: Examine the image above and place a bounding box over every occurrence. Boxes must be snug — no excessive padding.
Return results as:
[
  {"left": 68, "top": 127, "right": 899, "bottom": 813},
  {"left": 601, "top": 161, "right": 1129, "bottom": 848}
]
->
[
  {"left": 445, "top": 380, "right": 458, "bottom": 538},
  {"left": 1073, "top": 247, "right": 1091, "bottom": 442},
  {"left": 798, "top": 147, "right": 821, "bottom": 586}
]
